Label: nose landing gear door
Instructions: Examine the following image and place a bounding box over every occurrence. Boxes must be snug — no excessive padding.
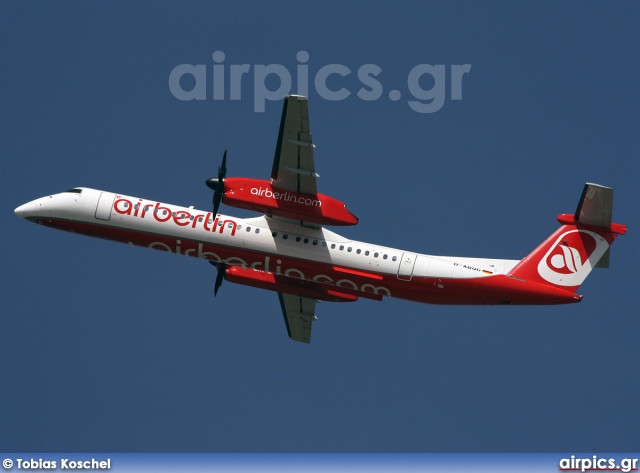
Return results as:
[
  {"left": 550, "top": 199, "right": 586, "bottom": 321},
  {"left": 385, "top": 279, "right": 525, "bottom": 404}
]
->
[
  {"left": 397, "top": 252, "right": 417, "bottom": 281},
  {"left": 95, "top": 192, "right": 116, "bottom": 221}
]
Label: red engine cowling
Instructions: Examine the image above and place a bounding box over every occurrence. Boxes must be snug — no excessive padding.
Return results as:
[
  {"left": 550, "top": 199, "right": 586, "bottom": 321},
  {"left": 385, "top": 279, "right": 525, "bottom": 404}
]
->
[
  {"left": 224, "top": 266, "right": 358, "bottom": 302},
  {"left": 221, "top": 177, "right": 358, "bottom": 226}
]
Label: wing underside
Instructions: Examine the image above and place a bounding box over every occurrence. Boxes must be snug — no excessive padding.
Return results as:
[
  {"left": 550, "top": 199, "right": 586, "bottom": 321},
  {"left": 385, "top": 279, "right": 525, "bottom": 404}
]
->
[
  {"left": 270, "top": 95, "right": 318, "bottom": 196},
  {"left": 277, "top": 292, "right": 317, "bottom": 344}
]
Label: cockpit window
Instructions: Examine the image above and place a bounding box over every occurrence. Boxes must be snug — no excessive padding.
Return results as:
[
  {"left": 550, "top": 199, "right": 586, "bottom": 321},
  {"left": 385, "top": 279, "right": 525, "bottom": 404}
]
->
[{"left": 65, "top": 188, "right": 82, "bottom": 194}]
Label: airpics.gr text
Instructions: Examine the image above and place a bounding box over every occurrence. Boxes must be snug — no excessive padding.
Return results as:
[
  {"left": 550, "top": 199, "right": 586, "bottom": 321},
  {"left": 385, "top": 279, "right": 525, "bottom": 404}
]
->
[{"left": 169, "top": 51, "right": 471, "bottom": 113}]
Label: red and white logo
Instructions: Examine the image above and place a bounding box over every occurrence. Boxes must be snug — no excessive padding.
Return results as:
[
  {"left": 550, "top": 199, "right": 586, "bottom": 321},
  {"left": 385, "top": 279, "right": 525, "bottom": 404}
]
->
[{"left": 537, "top": 229, "right": 608, "bottom": 287}]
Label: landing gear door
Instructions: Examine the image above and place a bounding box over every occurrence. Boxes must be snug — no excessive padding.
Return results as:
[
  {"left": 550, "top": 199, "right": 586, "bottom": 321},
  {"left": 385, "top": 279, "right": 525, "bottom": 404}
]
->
[
  {"left": 397, "top": 252, "right": 417, "bottom": 281},
  {"left": 95, "top": 192, "right": 116, "bottom": 221}
]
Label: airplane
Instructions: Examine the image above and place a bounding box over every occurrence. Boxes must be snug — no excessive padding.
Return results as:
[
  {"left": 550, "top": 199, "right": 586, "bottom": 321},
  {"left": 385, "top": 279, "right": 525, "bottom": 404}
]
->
[{"left": 15, "top": 95, "right": 627, "bottom": 344}]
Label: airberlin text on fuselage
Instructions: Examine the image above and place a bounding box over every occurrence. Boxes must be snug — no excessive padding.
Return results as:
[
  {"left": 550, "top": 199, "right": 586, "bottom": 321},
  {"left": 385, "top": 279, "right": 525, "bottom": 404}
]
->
[
  {"left": 250, "top": 187, "right": 322, "bottom": 207},
  {"left": 113, "top": 197, "right": 237, "bottom": 235},
  {"left": 148, "top": 241, "right": 390, "bottom": 296},
  {"left": 112, "top": 197, "right": 391, "bottom": 296}
]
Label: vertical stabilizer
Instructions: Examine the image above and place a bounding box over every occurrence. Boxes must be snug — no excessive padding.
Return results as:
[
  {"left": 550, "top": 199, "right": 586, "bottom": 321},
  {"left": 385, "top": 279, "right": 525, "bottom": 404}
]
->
[{"left": 507, "top": 183, "right": 626, "bottom": 293}]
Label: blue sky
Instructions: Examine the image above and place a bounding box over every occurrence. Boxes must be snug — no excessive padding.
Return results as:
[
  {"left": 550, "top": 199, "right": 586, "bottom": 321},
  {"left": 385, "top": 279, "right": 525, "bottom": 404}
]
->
[{"left": 1, "top": 2, "right": 638, "bottom": 452}]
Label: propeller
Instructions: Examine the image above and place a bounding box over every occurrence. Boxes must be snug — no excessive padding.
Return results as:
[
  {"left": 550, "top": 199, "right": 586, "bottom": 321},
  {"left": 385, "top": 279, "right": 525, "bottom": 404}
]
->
[
  {"left": 209, "top": 261, "right": 226, "bottom": 297},
  {"left": 205, "top": 149, "right": 227, "bottom": 217}
]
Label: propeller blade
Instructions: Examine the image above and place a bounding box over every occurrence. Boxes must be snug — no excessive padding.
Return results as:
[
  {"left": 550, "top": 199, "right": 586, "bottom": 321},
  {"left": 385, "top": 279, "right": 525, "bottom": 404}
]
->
[
  {"left": 214, "top": 262, "right": 226, "bottom": 297},
  {"left": 207, "top": 149, "right": 227, "bottom": 217},
  {"left": 219, "top": 149, "right": 227, "bottom": 179},
  {"left": 212, "top": 191, "right": 221, "bottom": 218}
]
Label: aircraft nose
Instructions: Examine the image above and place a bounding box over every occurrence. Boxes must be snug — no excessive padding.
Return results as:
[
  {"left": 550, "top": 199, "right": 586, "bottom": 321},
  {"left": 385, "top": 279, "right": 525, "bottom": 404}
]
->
[
  {"left": 14, "top": 200, "right": 40, "bottom": 219},
  {"left": 14, "top": 203, "right": 29, "bottom": 218}
]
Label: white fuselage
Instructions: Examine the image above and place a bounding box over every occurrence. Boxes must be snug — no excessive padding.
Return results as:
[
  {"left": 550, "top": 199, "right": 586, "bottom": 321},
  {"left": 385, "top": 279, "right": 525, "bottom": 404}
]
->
[{"left": 17, "top": 187, "right": 581, "bottom": 306}]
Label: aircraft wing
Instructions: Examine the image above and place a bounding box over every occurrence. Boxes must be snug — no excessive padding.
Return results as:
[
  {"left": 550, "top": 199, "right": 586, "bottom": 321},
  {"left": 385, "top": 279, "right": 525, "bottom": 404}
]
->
[
  {"left": 270, "top": 95, "right": 318, "bottom": 196},
  {"left": 277, "top": 292, "right": 317, "bottom": 344}
]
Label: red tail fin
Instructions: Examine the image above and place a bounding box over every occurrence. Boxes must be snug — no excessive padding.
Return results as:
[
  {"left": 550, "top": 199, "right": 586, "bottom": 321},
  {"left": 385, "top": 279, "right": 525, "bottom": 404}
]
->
[{"left": 508, "top": 184, "right": 626, "bottom": 293}]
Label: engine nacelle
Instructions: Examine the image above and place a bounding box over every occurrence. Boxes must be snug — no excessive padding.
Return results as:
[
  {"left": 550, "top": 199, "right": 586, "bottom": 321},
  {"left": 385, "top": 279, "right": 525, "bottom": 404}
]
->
[
  {"left": 224, "top": 266, "right": 358, "bottom": 302},
  {"left": 221, "top": 177, "right": 358, "bottom": 226}
]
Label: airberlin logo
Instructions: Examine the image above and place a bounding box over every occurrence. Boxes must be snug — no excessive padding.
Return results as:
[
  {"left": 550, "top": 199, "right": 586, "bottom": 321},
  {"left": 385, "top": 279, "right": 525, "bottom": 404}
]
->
[
  {"left": 537, "top": 229, "right": 608, "bottom": 287},
  {"left": 113, "top": 197, "right": 238, "bottom": 235},
  {"left": 251, "top": 187, "right": 321, "bottom": 207}
]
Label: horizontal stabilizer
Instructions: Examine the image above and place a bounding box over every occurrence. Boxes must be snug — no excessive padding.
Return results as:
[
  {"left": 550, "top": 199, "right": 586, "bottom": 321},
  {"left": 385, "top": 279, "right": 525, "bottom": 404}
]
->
[{"left": 575, "top": 183, "right": 613, "bottom": 228}]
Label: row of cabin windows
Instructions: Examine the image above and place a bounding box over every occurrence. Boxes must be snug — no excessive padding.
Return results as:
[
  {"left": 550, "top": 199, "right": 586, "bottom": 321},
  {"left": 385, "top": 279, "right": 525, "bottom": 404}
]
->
[
  {"left": 329, "top": 244, "right": 397, "bottom": 261},
  {"left": 270, "top": 231, "right": 319, "bottom": 245},
  {"left": 237, "top": 225, "right": 260, "bottom": 234},
  {"left": 269, "top": 231, "right": 397, "bottom": 261}
]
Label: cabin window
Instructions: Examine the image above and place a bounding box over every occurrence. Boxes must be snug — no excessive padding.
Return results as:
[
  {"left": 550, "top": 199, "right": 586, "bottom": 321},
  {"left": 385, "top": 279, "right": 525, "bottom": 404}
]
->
[
  {"left": 283, "top": 234, "right": 288, "bottom": 240},
  {"left": 322, "top": 242, "right": 327, "bottom": 247},
  {"left": 374, "top": 252, "right": 379, "bottom": 258},
  {"left": 347, "top": 247, "right": 352, "bottom": 252},
  {"left": 356, "top": 249, "right": 361, "bottom": 254},
  {"left": 339, "top": 245, "right": 344, "bottom": 251},
  {"left": 312, "top": 240, "right": 318, "bottom": 246},
  {"left": 383, "top": 254, "right": 388, "bottom": 260},
  {"left": 190, "top": 216, "right": 194, "bottom": 221},
  {"left": 246, "top": 226, "right": 251, "bottom": 232},
  {"left": 392, "top": 256, "right": 397, "bottom": 261},
  {"left": 164, "top": 210, "right": 168, "bottom": 215},
  {"left": 172, "top": 212, "right": 176, "bottom": 217},
  {"left": 296, "top": 236, "right": 301, "bottom": 242},
  {"left": 304, "top": 238, "right": 309, "bottom": 244},
  {"left": 134, "top": 204, "right": 139, "bottom": 210},
  {"left": 365, "top": 250, "right": 370, "bottom": 256},
  {"left": 255, "top": 228, "right": 260, "bottom": 234},
  {"left": 272, "top": 231, "right": 277, "bottom": 237},
  {"left": 331, "top": 243, "right": 336, "bottom": 249},
  {"left": 227, "top": 223, "right": 233, "bottom": 228}
]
